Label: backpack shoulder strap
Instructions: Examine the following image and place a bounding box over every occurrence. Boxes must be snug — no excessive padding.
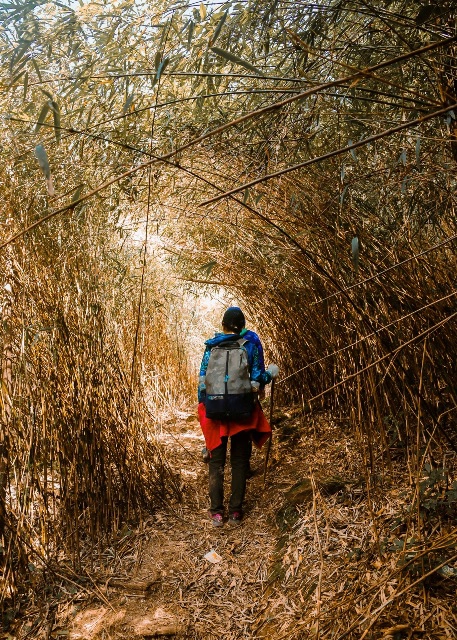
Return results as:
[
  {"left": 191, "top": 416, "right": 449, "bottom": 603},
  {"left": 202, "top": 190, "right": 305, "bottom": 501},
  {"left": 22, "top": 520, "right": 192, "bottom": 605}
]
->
[{"left": 211, "top": 337, "right": 247, "bottom": 350}]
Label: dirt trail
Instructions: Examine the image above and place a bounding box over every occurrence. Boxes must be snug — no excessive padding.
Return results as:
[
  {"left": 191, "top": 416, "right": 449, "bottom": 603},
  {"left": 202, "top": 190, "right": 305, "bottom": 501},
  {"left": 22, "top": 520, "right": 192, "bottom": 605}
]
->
[
  {"left": 45, "top": 405, "right": 457, "bottom": 640},
  {"left": 46, "top": 403, "right": 369, "bottom": 640},
  {"left": 67, "top": 406, "right": 295, "bottom": 640}
]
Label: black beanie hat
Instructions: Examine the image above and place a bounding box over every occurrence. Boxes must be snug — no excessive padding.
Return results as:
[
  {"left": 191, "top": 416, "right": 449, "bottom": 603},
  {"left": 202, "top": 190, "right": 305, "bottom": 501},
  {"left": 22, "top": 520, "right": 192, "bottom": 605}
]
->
[{"left": 222, "top": 307, "right": 245, "bottom": 332}]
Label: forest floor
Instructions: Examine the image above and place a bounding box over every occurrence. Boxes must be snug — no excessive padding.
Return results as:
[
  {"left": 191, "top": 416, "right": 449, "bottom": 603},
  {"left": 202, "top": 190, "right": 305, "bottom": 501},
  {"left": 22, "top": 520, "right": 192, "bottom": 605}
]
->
[{"left": 14, "top": 404, "right": 457, "bottom": 639}]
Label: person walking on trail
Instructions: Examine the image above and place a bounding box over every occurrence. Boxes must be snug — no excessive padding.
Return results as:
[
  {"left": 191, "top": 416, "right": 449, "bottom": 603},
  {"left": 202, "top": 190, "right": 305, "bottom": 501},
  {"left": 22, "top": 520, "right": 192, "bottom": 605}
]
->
[{"left": 198, "top": 307, "right": 279, "bottom": 527}]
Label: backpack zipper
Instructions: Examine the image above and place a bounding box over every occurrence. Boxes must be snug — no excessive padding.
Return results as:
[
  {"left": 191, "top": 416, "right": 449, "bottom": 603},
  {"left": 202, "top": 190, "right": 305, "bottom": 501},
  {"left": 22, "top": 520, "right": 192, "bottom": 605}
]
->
[{"left": 225, "top": 351, "right": 230, "bottom": 415}]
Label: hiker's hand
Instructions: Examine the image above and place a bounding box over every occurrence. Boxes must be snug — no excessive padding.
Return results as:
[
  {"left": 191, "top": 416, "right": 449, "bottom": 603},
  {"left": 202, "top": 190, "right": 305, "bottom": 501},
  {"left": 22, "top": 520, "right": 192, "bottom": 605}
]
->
[
  {"left": 251, "top": 381, "right": 260, "bottom": 392},
  {"left": 267, "top": 364, "right": 279, "bottom": 379}
]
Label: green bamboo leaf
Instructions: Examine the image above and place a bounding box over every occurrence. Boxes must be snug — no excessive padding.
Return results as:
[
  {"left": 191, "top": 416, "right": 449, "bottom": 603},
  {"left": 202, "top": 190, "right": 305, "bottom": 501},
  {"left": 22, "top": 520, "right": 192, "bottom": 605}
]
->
[
  {"left": 9, "top": 69, "right": 26, "bottom": 87},
  {"left": 211, "top": 46, "right": 263, "bottom": 76},
  {"left": 199, "top": 2, "right": 206, "bottom": 20},
  {"left": 156, "top": 57, "right": 170, "bottom": 81},
  {"left": 50, "top": 100, "right": 61, "bottom": 144},
  {"left": 9, "top": 39, "right": 32, "bottom": 72},
  {"left": 122, "top": 94, "right": 134, "bottom": 115},
  {"left": 348, "top": 139, "right": 357, "bottom": 161},
  {"left": 340, "top": 185, "right": 348, "bottom": 205},
  {"left": 210, "top": 10, "right": 227, "bottom": 45},
  {"left": 158, "top": 18, "right": 171, "bottom": 50},
  {"left": 199, "top": 260, "right": 216, "bottom": 276},
  {"left": 35, "top": 102, "right": 50, "bottom": 134},
  {"left": 187, "top": 20, "right": 195, "bottom": 48},
  {"left": 71, "top": 184, "right": 84, "bottom": 203},
  {"left": 23, "top": 71, "right": 28, "bottom": 100},
  {"left": 34, "top": 144, "right": 50, "bottom": 179},
  {"left": 32, "top": 59, "right": 42, "bottom": 82},
  {"left": 9, "top": 55, "right": 29, "bottom": 82},
  {"left": 34, "top": 144, "right": 55, "bottom": 196},
  {"left": 40, "top": 87, "right": 54, "bottom": 100}
]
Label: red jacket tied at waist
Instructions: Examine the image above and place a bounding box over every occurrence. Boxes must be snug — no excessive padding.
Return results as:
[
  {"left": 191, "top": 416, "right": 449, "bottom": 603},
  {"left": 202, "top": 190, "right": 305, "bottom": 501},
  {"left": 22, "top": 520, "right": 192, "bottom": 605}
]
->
[{"left": 198, "top": 401, "right": 272, "bottom": 452}]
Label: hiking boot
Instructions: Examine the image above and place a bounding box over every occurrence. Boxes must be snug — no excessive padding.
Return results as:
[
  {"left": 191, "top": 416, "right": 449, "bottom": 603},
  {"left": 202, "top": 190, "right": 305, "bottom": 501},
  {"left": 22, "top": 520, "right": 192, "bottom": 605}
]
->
[
  {"left": 208, "top": 511, "right": 223, "bottom": 527},
  {"left": 228, "top": 511, "right": 243, "bottom": 526}
]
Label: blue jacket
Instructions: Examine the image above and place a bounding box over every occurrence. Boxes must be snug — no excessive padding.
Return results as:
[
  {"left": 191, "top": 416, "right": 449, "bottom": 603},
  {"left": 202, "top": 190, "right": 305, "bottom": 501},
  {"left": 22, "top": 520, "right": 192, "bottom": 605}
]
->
[
  {"left": 240, "top": 328, "right": 265, "bottom": 371},
  {"left": 198, "top": 332, "right": 271, "bottom": 403}
]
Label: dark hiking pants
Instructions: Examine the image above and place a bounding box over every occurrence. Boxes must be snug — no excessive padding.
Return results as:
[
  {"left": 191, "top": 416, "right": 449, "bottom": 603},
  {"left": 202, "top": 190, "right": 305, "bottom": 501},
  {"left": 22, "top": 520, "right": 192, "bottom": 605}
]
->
[{"left": 208, "top": 430, "right": 251, "bottom": 515}]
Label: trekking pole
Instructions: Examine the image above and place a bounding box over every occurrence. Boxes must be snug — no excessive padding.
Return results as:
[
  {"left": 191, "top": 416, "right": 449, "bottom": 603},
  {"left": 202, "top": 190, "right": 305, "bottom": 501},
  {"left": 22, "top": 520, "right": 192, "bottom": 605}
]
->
[{"left": 263, "top": 378, "right": 275, "bottom": 486}]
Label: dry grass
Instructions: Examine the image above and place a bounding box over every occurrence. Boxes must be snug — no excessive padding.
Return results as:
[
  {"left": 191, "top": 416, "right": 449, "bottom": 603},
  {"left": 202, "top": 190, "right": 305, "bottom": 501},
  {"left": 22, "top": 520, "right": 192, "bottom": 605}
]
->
[
  {"left": 256, "top": 410, "right": 457, "bottom": 639},
  {"left": 0, "top": 179, "right": 185, "bottom": 615},
  {"left": 1, "top": 2, "right": 457, "bottom": 635},
  {"left": 8, "top": 406, "right": 455, "bottom": 639}
]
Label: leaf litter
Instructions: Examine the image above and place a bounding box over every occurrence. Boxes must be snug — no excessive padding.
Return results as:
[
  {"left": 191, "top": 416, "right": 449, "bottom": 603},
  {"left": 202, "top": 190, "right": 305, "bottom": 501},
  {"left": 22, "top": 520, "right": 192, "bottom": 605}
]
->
[{"left": 10, "top": 406, "right": 457, "bottom": 639}]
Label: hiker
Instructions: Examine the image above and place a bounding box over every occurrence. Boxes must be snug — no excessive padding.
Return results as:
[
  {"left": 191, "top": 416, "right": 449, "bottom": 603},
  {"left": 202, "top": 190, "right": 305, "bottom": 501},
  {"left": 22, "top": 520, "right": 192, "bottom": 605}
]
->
[{"left": 198, "top": 306, "right": 279, "bottom": 527}]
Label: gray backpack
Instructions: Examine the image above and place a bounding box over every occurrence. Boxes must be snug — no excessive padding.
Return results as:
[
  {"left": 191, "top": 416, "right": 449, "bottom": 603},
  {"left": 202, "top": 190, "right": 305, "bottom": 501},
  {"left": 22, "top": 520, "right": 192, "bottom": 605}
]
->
[{"left": 205, "top": 338, "right": 254, "bottom": 419}]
